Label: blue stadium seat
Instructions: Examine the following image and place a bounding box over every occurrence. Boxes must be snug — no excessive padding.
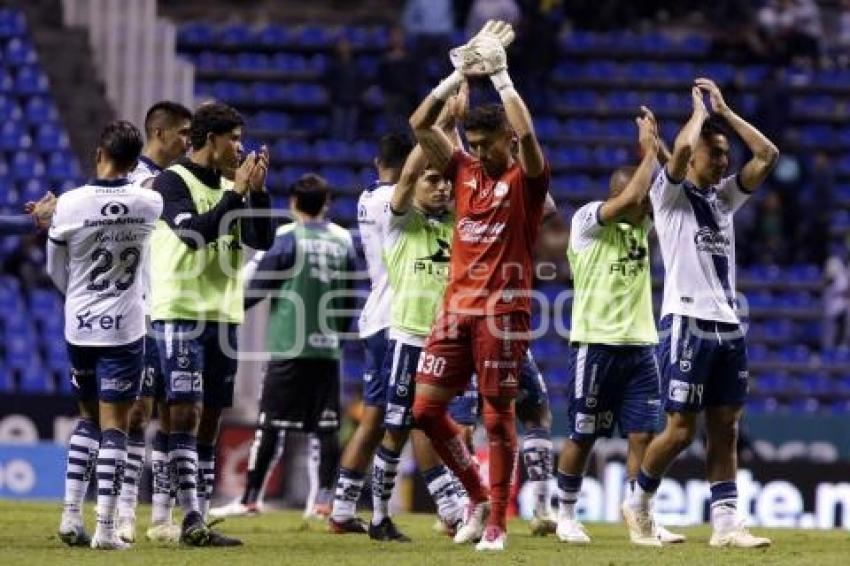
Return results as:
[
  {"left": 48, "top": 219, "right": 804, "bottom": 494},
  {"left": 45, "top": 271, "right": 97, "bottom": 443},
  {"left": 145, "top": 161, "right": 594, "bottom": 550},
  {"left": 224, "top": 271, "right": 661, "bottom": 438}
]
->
[
  {"left": 0, "top": 9, "right": 27, "bottom": 38},
  {"left": 23, "top": 95, "right": 58, "bottom": 124},
  {"left": 46, "top": 151, "right": 80, "bottom": 183},
  {"left": 219, "top": 24, "right": 255, "bottom": 48},
  {"left": 18, "top": 363, "right": 51, "bottom": 394},
  {"left": 4, "top": 37, "right": 37, "bottom": 66},
  {"left": 249, "top": 82, "right": 286, "bottom": 105},
  {"left": 288, "top": 83, "right": 328, "bottom": 106},
  {"left": 0, "top": 121, "right": 30, "bottom": 151},
  {"left": 273, "top": 139, "right": 313, "bottom": 162},
  {"left": 314, "top": 139, "right": 351, "bottom": 163},
  {"left": 178, "top": 22, "right": 215, "bottom": 47},
  {"left": 319, "top": 166, "right": 356, "bottom": 191},
  {"left": 291, "top": 25, "right": 335, "bottom": 49},
  {"left": 279, "top": 165, "right": 311, "bottom": 187},
  {"left": 234, "top": 52, "right": 269, "bottom": 71},
  {"left": 35, "top": 123, "right": 68, "bottom": 151},
  {"left": 256, "top": 24, "right": 290, "bottom": 48},
  {"left": 332, "top": 196, "right": 358, "bottom": 224},
  {"left": 14, "top": 65, "right": 48, "bottom": 95},
  {"left": 10, "top": 150, "right": 44, "bottom": 180}
]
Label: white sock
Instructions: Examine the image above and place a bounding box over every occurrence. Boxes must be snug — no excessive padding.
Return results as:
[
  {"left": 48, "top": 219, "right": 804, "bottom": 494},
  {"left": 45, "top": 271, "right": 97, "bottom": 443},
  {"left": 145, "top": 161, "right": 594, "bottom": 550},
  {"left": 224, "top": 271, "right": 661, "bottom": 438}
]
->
[
  {"left": 117, "top": 435, "right": 145, "bottom": 520},
  {"left": 95, "top": 429, "right": 128, "bottom": 539},
  {"left": 371, "top": 446, "right": 400, "bottom": 525},
  {"left": 63, "top": 419, "right": 101, "bottom": 517}
]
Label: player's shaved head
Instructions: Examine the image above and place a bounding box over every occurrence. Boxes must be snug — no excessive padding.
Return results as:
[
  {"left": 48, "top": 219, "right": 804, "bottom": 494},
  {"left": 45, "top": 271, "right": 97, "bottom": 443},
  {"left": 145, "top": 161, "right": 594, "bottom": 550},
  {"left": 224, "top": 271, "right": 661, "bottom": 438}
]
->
[
  {"left": 144, "top": 101, "right": 192, "bottom": 139},
  {"left": 98, "top": 120, "right": 143, "bottom": 171},
  {"left": 376, "top": 132, "right": 413, "bottom": 170},
  {"left": 291, "top": 173, "right": 330, "bottom": 216},
  {"left": 609, "top": 165, "right": 637, "bottom": 197}
]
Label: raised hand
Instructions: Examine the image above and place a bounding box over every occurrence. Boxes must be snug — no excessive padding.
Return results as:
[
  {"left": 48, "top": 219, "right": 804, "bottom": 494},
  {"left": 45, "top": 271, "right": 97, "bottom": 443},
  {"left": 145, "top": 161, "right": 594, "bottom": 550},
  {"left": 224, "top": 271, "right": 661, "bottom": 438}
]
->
[
  {"left": 695, "top": 77, "right": 729, "bottom": 116},
  {"left": 691, "top": 86, "right": 709, "bottom": 117},
  {"left": 636, "top": 109, "right": 659, "bottom": 154},
  {"left": 248, "top": 145, "right": 269, "bottom": 192},
  {"left": 449, "top": 20, "right": 515, "bottom": 77}
]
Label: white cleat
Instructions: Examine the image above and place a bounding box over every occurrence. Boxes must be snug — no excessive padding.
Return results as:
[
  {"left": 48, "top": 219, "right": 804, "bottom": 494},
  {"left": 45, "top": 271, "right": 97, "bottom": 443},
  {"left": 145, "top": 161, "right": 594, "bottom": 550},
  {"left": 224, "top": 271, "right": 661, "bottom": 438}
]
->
[
  {"left": 556, "top": 518, "right": 591, "bottom": 544},
  {"left": 657, "top": 524, "right": 686, "bottom": 544},
  {"left": 145, "top": 521, "right": 181, "bottom": 543},
  {"left": 209, "top": 499, "right": 260, "bottom": 519},
  {"left": 529, "top": 511, "right": 557, "bottom": 536},
  {"left": 90, "top": 532, "right": 131, "bottom": 550},
  {"left": 58, "top": 513, "right": 91, "bottom": 547},
  {"left": 621, "top": 501, "right": 662, "bottom": 547},
  {"left": 116, "top": 516, "right": 136, "bottom": 543},
  {"left": 710, "top": 522, "right": 771, "bottom": 548},
  {"left": 453, "top": 501, "right": 490, "bottom": 544},
  {"left": 475, "top": 525, "right": 506, "bottom": 551}
]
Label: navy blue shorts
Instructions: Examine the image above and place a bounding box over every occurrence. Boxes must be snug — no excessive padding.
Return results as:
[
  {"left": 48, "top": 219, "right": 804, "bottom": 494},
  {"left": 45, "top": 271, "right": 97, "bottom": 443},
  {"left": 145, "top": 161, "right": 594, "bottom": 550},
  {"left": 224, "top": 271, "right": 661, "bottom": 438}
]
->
[
  {"left": 658, "top": 315, "right": 749, "bottom": 413},
  {"left": 138, "top": 333, "right": 165, "bottom": 399},
  {"left": 566, "top": 343, "right": 661, "bottom": 441},
  {"left": 383, "top": 339, "right": 478, "bottom": 430},
  {"left": 362, "top": 330, "right": 389, "bottom": 408},
  {"left": 67, "top": 338, "right": 144, "bottom": 403},
  {"left": 152, "top": 320, "right": 238, "bottom": 408},
  {"left": 516, "top": 351, "right": 550, "bottom": 414}
]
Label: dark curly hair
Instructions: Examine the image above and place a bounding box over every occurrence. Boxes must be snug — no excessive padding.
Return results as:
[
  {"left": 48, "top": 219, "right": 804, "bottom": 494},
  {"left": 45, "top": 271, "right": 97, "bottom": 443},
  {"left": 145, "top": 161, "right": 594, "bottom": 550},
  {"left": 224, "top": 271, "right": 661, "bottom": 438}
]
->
[
  {"left": 189, "top": 102, "right": 244, "bottom": 150},
  {"left": 98, "top": 120, "right": 143, "bottom": 171},
  {"left": 700, "top": 116, "right": 729, "bottom": 141},
  {"left": 463, "top": 103, "right": 509, "bottom": 134}
]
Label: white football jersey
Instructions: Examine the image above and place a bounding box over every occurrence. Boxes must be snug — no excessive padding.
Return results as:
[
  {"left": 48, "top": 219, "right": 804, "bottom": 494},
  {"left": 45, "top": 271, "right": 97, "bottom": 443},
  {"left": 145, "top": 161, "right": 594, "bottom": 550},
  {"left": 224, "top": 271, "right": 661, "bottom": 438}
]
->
[
  {"left": 128, "top": 155, "right": 161, "bottom": 186},
  {"left": 48, "top": 179, "right": 163, "bottom": 346},
  {"left": 127, "top": 156, "right": 163, "bottom": 314},
  {"left": 356, "top": 182, "right": 393, "bottom": 338},
  {"left": 650, "top": 170, "right": 750, "bottom": 324}
]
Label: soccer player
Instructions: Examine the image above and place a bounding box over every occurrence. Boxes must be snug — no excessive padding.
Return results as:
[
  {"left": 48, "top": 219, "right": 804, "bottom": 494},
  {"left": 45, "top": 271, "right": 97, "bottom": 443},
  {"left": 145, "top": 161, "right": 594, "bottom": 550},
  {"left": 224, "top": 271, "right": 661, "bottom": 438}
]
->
[
  {"left": 115, "top": 100, "right": 193, "bottom": 544},
  {"left": 367, "top": 138, "right": 458, "bottom": 540},
  {"left": 50, "top": 121, "right": 162, "bottom": 549},
  {"left": 211, "top": 173, "right": 357, "bottom": 520},
  {"left": 409, "top": 24, "right": 550, "bottom": 550},
  {"left": 555, "top": 108, "right": 683, "bottom": 546},
  {"left": 149, "top": 102, "right": 273, "bottom": 546},
  {"left": 623, "top": 79, "right": 778, "bottom": 548},
  {"left": 329, "top": 133, "right": 412, "bottom": 532}
]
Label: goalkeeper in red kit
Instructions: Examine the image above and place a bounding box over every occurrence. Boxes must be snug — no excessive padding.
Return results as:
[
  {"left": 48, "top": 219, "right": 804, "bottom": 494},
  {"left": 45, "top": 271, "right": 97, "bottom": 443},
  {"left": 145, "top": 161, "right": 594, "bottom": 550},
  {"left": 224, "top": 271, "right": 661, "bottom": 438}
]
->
[{"left": 408, "top": 21, "right": 550, "bottom": 551}]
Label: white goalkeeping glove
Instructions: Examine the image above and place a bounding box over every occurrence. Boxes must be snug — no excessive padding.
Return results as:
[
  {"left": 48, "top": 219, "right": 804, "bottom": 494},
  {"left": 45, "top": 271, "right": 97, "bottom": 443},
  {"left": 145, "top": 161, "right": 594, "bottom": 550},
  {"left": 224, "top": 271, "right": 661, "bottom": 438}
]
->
[{"left": 449, "top": 20, "right": 515, "bottom": 77}]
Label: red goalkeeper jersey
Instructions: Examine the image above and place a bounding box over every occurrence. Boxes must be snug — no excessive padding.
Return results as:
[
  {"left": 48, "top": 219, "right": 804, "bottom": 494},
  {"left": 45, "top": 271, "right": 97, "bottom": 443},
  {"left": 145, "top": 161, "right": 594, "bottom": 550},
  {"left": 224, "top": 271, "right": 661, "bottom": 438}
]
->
[{"left": 441, "top": 149, "right": 549, "bottom": 316}]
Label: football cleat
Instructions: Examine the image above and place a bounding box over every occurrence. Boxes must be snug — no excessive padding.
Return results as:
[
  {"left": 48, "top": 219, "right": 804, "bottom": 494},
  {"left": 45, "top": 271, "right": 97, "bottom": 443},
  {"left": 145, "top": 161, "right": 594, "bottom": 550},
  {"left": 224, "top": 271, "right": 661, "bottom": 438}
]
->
[
  {"left": 368, "top": 517, "right": 411, "bottom": 542},
  {"left": 328, "top": 516, "right": 369, "bottom": 534},
  {"left": 710, "top": 522, "right": 771, "bottom": 548},
  {"left": 621, "top": 501, "right": 662, "bottom": 547},
  {"left": 116, "top": 516, "right": 136, "bottom": 543},
  {"left": 90, "top": 532, "right": 131, "bottom": 550},
  {"left": 530, "top": 511, "right": 557, "bottom": 536},
  {"left": 145, "top": 520, "right": 181, "bottom": 543},
  {"left": 475, "top": 525, "right": 506, "bottom": 551},
  {"left": 556, "top": 518, "right": 591, "bottom": 544},
  {"left": 58, "top": 513, "right": 91, "bottom": 547},
  {"left": 658, "top": 524, "right": 686, "bottom": 544},
  {"left": 453, "top": 501, "right": 490, "bottom": 544}
]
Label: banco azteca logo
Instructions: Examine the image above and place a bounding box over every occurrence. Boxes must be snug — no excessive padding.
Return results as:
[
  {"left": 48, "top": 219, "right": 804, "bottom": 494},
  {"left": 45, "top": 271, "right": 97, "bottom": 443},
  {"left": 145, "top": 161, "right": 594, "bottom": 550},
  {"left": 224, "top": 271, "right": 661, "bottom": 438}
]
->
[{"left": 100, "top": 201, "right": 129, "bottom": 218}]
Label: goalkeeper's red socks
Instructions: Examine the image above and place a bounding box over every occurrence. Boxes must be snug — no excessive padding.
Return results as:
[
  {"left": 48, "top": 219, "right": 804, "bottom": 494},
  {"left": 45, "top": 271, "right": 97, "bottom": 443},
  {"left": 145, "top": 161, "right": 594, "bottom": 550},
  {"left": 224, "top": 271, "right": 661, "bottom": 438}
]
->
[{"left": 482, "top": 398, "right": 518, "bottom": 531}]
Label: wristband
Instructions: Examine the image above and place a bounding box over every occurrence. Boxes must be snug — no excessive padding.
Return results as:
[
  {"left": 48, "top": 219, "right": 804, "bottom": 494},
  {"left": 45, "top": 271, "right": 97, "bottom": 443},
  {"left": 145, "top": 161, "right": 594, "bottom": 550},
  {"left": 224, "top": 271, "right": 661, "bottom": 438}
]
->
[
  {"left": 490, "top": 69, "right": 514, "bottom": 93},
  {"left": 431, "top": 70, "right": 463, "bottom": 101}
]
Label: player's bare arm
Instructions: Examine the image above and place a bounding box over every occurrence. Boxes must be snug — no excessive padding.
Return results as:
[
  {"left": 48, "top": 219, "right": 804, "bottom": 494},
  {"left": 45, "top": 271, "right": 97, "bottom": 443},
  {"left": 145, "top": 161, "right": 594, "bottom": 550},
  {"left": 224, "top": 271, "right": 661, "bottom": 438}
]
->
[
  {"left": 395, "top": 95, "right": 460, "bottom": 214},
  {"left": 668, "top": 87, "right": 709, "bottom": 182},
  {"left": 409, "top": 89, "right": 456, "bottom": 174},
  {"left": 599, "top": 110, "right": 659, "bottom": 223},
  {"left": 695, "top": 77, "right": 779, "bottom": 191}
]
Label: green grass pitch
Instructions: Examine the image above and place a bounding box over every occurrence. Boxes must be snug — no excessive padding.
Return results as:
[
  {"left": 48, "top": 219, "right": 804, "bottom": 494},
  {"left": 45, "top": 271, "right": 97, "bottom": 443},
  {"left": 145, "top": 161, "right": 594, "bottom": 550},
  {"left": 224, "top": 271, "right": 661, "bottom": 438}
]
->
[{"left": 1, "top": 500, "right": 848, "bottom": 565}]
